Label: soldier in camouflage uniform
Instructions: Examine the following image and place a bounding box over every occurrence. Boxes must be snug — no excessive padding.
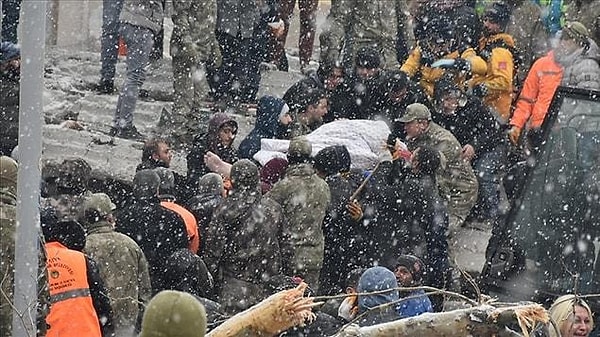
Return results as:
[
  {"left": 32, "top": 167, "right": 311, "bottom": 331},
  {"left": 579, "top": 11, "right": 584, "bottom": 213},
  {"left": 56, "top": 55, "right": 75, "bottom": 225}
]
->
[
  {"left": 1, "top": 156, "right": 49, "bottom": 337},
  {"left": 319, "top": 0, "right": 410, "bottom": 69},
  {"left": 204, "top": 159, "right": 285, "bottom": 314},
  {"left": 169, "top": 0, "right": 221, "bottom": 146},
  {"left": 397, "top": 104, "right": 478, "bottom": 231},
  {"left": 81, "top": 193, "right": 152, "bottom": 336},
  {"left": 41, "top": 158, "right": 93, "bottom": 222},
  {"left": 266, "top": 137, "right": 330, "bottom": 292}
]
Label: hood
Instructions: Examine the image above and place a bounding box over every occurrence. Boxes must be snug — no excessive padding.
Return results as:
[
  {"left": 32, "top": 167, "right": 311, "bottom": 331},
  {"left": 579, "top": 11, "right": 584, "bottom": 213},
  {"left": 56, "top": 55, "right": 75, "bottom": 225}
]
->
[
  {"left": 255, "top": 96, "right": 287, "bottom": 135},
  {"left": 357, "top": 267, "right": 399, "bottom": 312},
  {"left": 556, "top": 38, "right": 600, "bottom": 67},
  {"left": 207, "top": 113, "right": 238, "bottom": 149}
]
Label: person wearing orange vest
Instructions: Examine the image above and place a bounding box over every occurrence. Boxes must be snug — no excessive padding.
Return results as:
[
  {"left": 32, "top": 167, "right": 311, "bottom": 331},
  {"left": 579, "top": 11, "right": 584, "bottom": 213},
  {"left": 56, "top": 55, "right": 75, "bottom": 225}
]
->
[
  {"left": 41, "top": 207, "right": 114, "bottom": 337},
  {"left": 154, "top": 167, "right": 200, "bottom": 254},
  {"left": 508, "top": 21, "right": 600, "bottom": 144}
]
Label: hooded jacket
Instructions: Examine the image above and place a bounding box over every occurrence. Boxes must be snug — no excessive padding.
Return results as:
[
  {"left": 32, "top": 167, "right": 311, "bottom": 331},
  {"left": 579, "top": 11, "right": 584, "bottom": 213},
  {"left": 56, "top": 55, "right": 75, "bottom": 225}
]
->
[
  {"left": 510, "top": 41, "right": 600, "bottom": 130},
  {"left": 187, "top": 113, "right": 238, "bottom": 184},
  {"left": 239, "top": 96, "right": 287, "bottom": 159},
  {"left": 356, "top": 267, "right": 401, "bottom": 326}
]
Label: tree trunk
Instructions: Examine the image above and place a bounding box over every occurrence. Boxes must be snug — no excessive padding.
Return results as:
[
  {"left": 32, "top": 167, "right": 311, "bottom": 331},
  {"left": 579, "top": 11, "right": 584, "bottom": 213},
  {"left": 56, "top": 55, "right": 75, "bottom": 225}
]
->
[{"left": 332, "top": 304, "right": 549, "bottom": 337}]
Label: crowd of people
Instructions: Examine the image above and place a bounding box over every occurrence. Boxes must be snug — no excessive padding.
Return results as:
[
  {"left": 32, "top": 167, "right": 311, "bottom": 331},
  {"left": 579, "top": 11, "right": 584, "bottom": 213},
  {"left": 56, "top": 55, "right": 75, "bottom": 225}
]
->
[{"left": 2, "top": 0, "right": 600, "bottom": 336}]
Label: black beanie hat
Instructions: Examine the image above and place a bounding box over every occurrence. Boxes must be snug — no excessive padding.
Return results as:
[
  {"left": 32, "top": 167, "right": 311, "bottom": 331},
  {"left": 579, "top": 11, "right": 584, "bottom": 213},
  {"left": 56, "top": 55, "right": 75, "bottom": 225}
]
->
[
  {"left": 313, "top": 145, "right": 351, "bottom": 177},
  {"left": 395, "top": 255, "right": 425, "bottom": 284},
  {"left": 356, "top": 46, "right": 381, "bottom": 69},
  {"left": 484, "top": 2, "right": 511, "bottom": 29}
]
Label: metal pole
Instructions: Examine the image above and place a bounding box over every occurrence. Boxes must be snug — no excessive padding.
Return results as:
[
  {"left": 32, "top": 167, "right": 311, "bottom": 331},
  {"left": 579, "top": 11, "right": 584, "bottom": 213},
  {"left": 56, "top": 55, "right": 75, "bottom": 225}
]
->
[{"left": 13, "top": 0, "right": 46, "bottom": 336}]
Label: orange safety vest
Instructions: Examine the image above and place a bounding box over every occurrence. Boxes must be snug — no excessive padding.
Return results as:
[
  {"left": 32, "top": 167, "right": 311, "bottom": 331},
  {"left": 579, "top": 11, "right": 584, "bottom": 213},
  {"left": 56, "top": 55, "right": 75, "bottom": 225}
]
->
[
  {"left": 161, "top": 201, "right": 200, "bottom": 254},
  {"left": 45, "top": 241, "right": 102, "bottom": 337}
]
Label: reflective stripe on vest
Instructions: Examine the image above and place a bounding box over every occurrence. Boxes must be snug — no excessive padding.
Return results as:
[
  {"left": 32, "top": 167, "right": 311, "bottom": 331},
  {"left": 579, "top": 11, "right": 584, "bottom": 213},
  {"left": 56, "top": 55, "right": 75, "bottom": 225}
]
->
[
  {"left": 45, "top": 241, "right": 102, "bottom": 337},
  {"left": 50, "top": 288, "right": 91, "bottom": 303}
]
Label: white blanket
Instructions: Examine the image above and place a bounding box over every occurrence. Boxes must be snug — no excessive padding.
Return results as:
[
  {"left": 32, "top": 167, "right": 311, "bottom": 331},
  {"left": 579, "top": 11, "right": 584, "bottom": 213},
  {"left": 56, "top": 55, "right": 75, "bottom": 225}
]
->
[{"left": 254, "top": 120, "right": 392, "bottom": 169}]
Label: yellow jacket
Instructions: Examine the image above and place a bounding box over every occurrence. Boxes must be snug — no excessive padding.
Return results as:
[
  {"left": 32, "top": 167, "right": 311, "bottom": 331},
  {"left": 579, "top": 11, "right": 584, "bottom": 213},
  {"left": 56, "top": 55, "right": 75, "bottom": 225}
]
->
[
  {"left": 470, "top": 33, "right": 516, "bottom": 122},
  {"left": 401, "top": 46, "right": 486, "bottom": 98}
]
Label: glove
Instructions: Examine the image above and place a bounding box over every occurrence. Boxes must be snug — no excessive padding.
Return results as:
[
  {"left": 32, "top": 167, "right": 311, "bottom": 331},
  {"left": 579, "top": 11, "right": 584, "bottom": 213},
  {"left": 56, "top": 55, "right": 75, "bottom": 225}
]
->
[
  {"left": 471, "top": 83, "right": 488, "bottom": 98},
  {"left": 452, "top": 58, "right": 471, "bottom": 71},
  {"left": 507, "top": 126, "right": 521, "bottom": 145},
  {"left": 338, "top": 296, "right": 358, "bottom": 321},
  {"left": 346, "top": 200, "right": 363, "bottom": 221}
]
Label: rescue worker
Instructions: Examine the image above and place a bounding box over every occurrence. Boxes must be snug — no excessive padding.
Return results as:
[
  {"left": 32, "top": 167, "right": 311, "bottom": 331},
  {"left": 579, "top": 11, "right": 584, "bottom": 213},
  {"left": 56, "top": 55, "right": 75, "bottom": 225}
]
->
[
  {"left": 469, "top": 2, "right": 516, "bottom": 123},
  {"left": 187, "top": 113, "right": 238, "bottom": 185},
  {"left": 508, "top": 21, "right": 600, "bottom": 145},
  {"left": 283, "top": 82, "right": 328, "bottom": 138},
  {"left": 1, "top": 156, "right": 49, "bottom": 337},
  {"left": 204, "top": 159, "right": 284, "bottom": 314},
  {"left": 401, "top": 17, "right": 487, "bottom": 99},
  {"left": 41, "top": 207, "right": 114, "bottom": 337}
]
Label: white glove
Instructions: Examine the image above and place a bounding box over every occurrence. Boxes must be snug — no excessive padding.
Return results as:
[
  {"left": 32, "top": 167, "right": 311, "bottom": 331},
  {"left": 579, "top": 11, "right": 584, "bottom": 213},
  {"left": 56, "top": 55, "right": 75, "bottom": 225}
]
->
[{"left": 338, "top": 297, "right": 357, "bottom": 321}]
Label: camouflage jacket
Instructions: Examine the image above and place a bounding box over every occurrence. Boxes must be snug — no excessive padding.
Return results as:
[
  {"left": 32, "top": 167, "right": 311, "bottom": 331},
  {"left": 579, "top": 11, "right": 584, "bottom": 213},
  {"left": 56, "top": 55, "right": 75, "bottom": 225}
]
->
[
  {"left": 83, "top": 220, "right": 152, "bottom": 333},
  {"left": 266, "top": 164, "right": 330, "bottom": 278},
  {"left": 1, "top": 188, "right": 49, "bottom": 337},
  {"left": 170, "top": 0, "right": 219, "bottom": 62},
  {"left": 320, "top": 0, "right": 409, "bottom": 68},
  {"left": 405, "top": 122, "right": 478, "bottom": 214}
]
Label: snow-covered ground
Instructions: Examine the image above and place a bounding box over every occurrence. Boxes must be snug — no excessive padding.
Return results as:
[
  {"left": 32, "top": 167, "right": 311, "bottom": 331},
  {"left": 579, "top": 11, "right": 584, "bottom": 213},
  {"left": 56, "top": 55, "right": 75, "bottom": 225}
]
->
[{"left": 40, "top": 47, "right": 304, "bottom": 182}]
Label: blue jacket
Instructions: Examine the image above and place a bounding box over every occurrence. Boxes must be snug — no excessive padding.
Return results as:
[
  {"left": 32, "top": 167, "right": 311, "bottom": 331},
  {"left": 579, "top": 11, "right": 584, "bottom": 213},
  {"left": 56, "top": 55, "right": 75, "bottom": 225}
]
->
[
  {"left": 238, "top": 96, "right": 287, "bottom": 159},
  {"left": 396, "top": 289, "right": 433, "bottom": 318}
]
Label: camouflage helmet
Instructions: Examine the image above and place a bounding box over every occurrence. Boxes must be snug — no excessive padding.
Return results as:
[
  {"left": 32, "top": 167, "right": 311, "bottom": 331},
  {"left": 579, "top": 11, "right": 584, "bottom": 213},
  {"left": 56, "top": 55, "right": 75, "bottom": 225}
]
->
[{"left": 83, "top": 193, "right": 116, "bottom": 218}]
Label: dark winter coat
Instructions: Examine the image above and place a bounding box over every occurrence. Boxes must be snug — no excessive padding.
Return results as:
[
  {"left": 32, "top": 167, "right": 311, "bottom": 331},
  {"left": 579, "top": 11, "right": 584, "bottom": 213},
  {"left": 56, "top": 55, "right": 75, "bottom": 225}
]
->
[
  {"left": 431, "top": 95, "right": 506, "bottom": 158},
  {"left": 363, "top": 161, "right": 429, "bottom": 266},
  {"left": 116, "top": 196, "right": 189, "bottom": 294},
  {"left": 266, "top": 163, "right": 330, "bottom": 292},
  {"left": 186, "top": 192, "right": 223, "bottom": 256},
  {"left": 82, "top": 220, "right": 152, "bottom": 333},
  {"left": 238, "top": 96, "right": 287, "bottom": 159},
  {"left": 187, "top": 113, "right": 238, "bottom": 184},
  {"left": 204, "top": 186, "right": 284, "bottom": 314},
  {"left": 334, "top": 71, "right": 387, "bottom": 121},
  {"left": 163, "top": 248, "right": 214, "bottom": 299},
  {"left": 319, "top": 172, "right": 364, "bottom": 296},
  {"left": 364, "top": 160, "right": 450, "bottom": 291}
]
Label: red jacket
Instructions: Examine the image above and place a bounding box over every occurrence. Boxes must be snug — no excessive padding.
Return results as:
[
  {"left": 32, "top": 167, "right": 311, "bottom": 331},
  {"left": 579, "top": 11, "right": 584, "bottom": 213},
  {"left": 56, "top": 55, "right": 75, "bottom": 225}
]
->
[{"left": 510, "top": 51, "right": 563, "bottom": 129}]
